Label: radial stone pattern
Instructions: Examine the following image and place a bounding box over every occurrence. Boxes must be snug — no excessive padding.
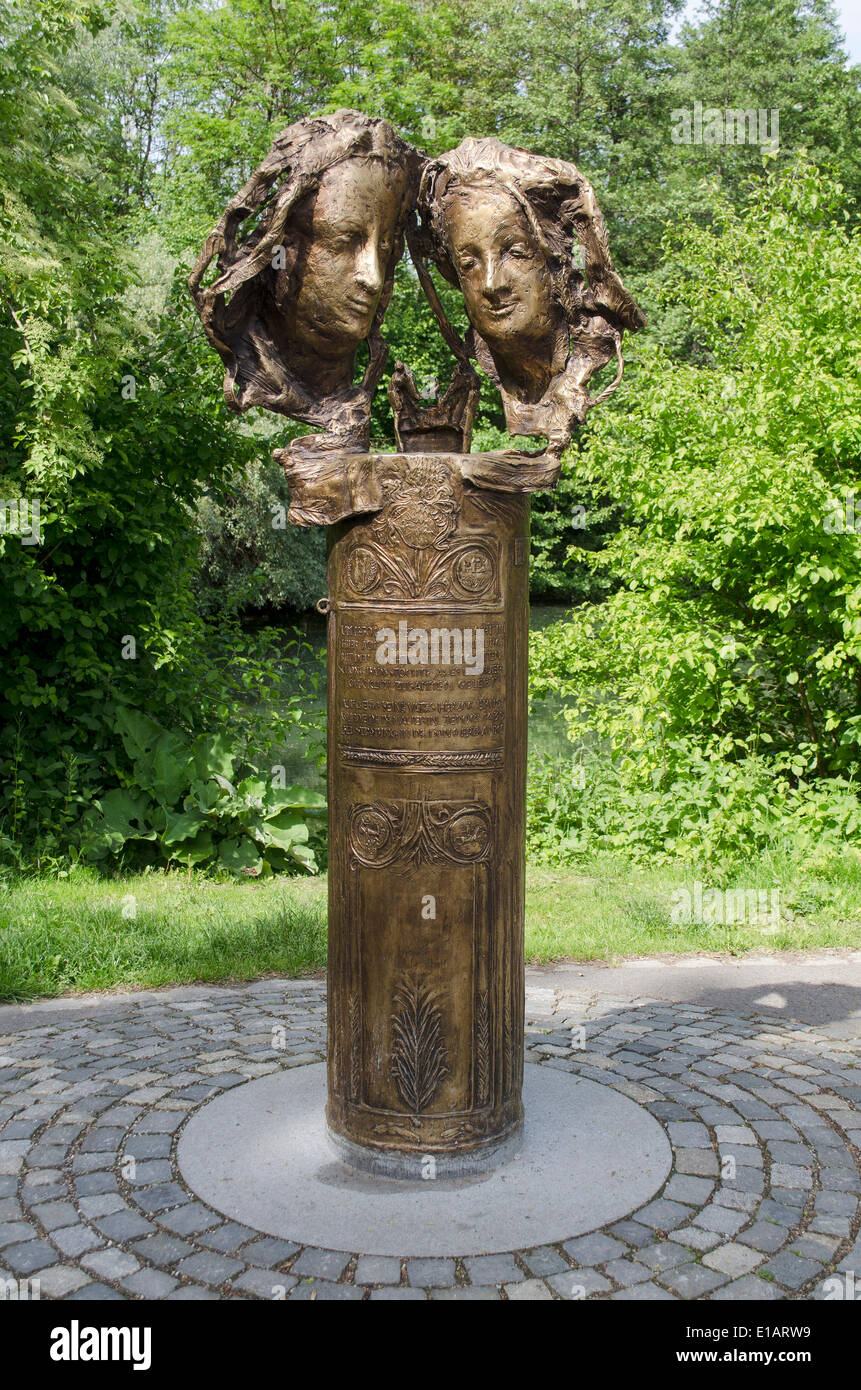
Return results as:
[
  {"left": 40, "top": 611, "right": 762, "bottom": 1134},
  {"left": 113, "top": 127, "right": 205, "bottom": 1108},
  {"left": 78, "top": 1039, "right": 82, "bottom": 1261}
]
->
[{"left": 0, "top": 979, "right": 859, "bottom": 1301}]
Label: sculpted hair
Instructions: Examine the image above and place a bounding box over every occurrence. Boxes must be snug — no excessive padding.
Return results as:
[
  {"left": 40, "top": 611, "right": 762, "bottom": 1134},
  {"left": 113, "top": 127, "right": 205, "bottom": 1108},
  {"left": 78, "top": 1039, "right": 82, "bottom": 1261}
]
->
[
  {"left": 189, "top": 109, "right": 419, "bottom": 424},
  {"left": 417, "top": 136, "right": 644, "bottom": 338}
]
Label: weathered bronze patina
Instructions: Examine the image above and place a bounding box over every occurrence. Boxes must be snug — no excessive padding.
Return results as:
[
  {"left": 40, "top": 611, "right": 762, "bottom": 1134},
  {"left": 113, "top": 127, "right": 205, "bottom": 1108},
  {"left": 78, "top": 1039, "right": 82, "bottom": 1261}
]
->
[{"left": 190, "top": 113, "right": 641, "bottom": 1176}]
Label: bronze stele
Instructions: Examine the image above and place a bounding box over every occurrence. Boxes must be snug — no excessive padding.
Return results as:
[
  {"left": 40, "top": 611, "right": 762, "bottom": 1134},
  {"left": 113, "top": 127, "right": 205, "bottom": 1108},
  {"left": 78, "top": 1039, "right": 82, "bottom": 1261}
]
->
[{"left": 191, "top": 113, "right": 642, "bottom": 1178}]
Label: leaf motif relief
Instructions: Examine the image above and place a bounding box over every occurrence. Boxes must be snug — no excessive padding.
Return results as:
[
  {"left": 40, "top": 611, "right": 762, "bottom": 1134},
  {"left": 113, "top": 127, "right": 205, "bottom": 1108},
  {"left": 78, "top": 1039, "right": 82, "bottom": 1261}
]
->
[
  {"left": 348, "top": 992, "right": 361, "bottom": 1100},
  {"left": 390, "top": 978, "right": 449, "bottom": 1114},
  {"left": 476, "top": 990, "right": 490, "bottom": 1104}
]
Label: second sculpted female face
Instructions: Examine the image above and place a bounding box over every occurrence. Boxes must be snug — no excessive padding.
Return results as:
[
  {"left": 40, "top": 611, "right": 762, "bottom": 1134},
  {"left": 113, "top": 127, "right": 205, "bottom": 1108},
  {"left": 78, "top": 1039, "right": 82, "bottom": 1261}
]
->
[
  {"left": 444, "top": 185, "right": 562, "bottom": 353},
  {"left": 287, "top": 159, "right": 406, "bottom": 368}
]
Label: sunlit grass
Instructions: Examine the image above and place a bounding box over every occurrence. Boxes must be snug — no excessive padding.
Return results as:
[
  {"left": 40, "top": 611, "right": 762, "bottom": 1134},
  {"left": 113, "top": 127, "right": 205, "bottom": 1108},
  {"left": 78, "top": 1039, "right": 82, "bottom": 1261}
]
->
[{"left": 1, "top": 854, "right": 858, "bottom": 1002}]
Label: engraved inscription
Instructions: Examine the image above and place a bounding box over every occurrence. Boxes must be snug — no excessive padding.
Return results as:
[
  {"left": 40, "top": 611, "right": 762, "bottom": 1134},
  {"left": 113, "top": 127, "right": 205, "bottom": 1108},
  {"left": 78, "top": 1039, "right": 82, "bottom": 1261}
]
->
[{"left": 338, "top": 612, "right": 505, "bottom": 750}]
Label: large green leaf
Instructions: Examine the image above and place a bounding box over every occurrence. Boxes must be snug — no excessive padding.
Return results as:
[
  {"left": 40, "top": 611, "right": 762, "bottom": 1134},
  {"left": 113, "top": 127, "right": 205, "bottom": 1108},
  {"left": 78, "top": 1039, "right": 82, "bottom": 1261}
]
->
[
  {"left": 266, "top": 784, "right": 327, "bottom": 814},
  {"left": 148, "top": 731, "right": 194, "bottom": 808},
  {"left": 218, "top": 836, "right": 262, "bottom": 875},
  {"left": 115, "top": 707, "right": 165, "bottom": 764},
  {"left": 252, "top": 810, "right": 308, "bottom": 851},
  {"left": 162, "top": 808, "right": 208, "bottom": 846},
  {"left": 192, "top": 731, "right": 236, "bottom": 783},
  {"left": 91, "top": 789, "right": 157, "bottom": 855}
]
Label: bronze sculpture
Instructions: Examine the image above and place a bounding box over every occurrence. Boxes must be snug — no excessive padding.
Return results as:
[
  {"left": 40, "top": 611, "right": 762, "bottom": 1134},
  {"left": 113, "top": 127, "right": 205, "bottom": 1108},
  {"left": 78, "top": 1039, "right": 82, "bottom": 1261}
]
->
[
  {"left": 415, "top": 137, "right": 645, "bottom": 456},
  {"left": 191, "top": 113, "right": 642, "bottom": 1177},
  {"left": 189, "top": 110, "right": 418, "bottom": 452}
]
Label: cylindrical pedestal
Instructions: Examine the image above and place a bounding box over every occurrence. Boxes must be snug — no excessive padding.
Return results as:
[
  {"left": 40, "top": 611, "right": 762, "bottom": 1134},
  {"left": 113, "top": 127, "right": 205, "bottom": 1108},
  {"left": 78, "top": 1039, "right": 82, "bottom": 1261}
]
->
[{"left": 324, "top": 455, "right": 528, "bottom": 1178}]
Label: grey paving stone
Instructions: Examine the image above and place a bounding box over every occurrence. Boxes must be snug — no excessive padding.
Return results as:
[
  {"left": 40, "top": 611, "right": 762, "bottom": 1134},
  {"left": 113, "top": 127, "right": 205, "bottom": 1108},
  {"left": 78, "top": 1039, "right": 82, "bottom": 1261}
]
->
[
  {"left": 95, "top": 1210, "right": 155, "bottom": 1241},
  {"left": 355, "top": 1254, "right": 403, "bottom": 1286},
  {"left": 815, "top": 1190, "right": 856, "bottom": 1215},
  {"left": 662, "top": 1175, "right": 714, "bottom": 1205},
  {"left": 77, "top": 1194, "right": 125, "bottom": 1219},
  {"left": 735, "top": 1221, "right": 788, "bottom": 1254},
  {"left": 463, "top": 1253, "right": 522, "bottom": 1285},
  {"left": 638, "top": 1241, "right": 691, "bottom": 1273},
  {"left": 291, "top": 1247, "right": 351, "bottom": 1281},
  {"left": 238, "top": 1236, "right": 300, "bottom": 1267},
  {"left": 667, "top": 1122, "right": 710, "bottom": 1145},
  {"left": 174, "top": 1251, "right": 245, "bottom": 1285},
  {"left": 1, "top": 1238, "right": 61, "bottom": 1274},
  {"left": 549, "top": 1268, "right": 611, "bottom": 1298},
  {"left": 81, "top": 1248, "right": 141, "bottom": 1280},
  {"left": 157, "top": 1202, "right": 221, "bottom": 1235},
  {"left": 30, "top": 1200, "right": 78, "bottom": 1232},
  {"left": 33, "top": 1264, "right": 92, "bottom": 1297},
  {"left": 122, "top": 1134, "right": 173, "bottom": 1159},
  {"left": 369, "top": 1287, "right": 427, "bottom": 1301},
  {"left": 165, "top": 1285, "right": 220, "bottom": 1301},
  {"left": 693, "top": 1205, "right": 747, "bottom": 1235},
  {"left": 200, "top": 1222, "right": 259, "bottom": 1253},
  {"left": 636, "top": 1198, "right": 693, "bottom": 1231},
  {"left": 771, "top": 1163, "right": 813, "bottom": 1189},
  {"left": 709, "top": 1274, "right": 786, "bottom": 1300},
  {"left": 757, "top": 1198, "right": 801, "bottom": 1227},
  {"left": 787, "top": 1235, "right": 839, "bottom": 1262},
  {"left": 563, "top": 1233, "right": 628, "bottom": 1266},
  {"left": 50, "top": 1225, "right": 105, "bottom": 1258},
  {"left": 604, "top": 1257, "right": 653, "bottom": 1286},
  {"left": 430, "top": 1285, "right": 502, "bottom": 1300},
  {"left": 121, "top": 1268, "right": 179, "bottom": 1298},
  {"left": 290, "top": 1278, "right": 364, "bottom": 1301},
  {"left": 670, "top": 1225, "right": 722, "bottom": 1252},
  {"left": 760, "top": 1252, "right": 825, "bottom": 1289},
  {"left": 129, "top": 1233, "right": 195, "bottom": 1266},
  {"left": 712, "top": 1187, "right": 758, "bottom": 1213},
  {"left": 504, "top": 1278, "right": 553, "bottom": 1300},
  {"left": 79, "top": 1127, "right": 126, "bottom": 1153},
  {"left": 767, "top": 1141, "right": 813, "bottom": 1166},
  {"left": 703, "top": 1244, "right": 764, "bottom": 1277},
  {"left": 809, "top": 1214, "right": 852, "bottom": 1238},
  {"left": 611, "top": 1282, "right": 676, "bottom": 1300},
  {"left": 127, "top": 1159, "right": 173, "bottom": 1185},
  {"left": 520, "top": 1245, "right": 570, "bottom": 1277},
  {"left": 406, "top": 1257, "right": 458, "bottom": 1287},
  {"left": 659, "top": 1262, "right": 729, "bottom": 1297},
  {"left": 714, "top": 1125, "right": 757, "bottom": 1144},
  {"left": 0, "top": 1221, "right": 35, "bottom": 1248},
  {"left": 675, "top": 1148, "right": 719, "bottom": 1176},
  {"left": 135, "top": 1111, "right": 185, "bottom": 1133},
  {"left": 231, "top": 1268, "right": 298, "bottom": 1299},
  {"left": 608, "top": 1220, "right": 655, "bottom": 1248},
  {"left": 64, "top": 1282, "right": 129, "bottom": 1300}
]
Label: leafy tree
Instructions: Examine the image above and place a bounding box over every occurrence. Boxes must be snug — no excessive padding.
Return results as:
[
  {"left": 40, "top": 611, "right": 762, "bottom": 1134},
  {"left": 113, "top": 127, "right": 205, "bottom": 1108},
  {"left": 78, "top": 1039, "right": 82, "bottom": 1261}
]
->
[{"left": 531, "top": 159, "right": 861, "bottom": 786}]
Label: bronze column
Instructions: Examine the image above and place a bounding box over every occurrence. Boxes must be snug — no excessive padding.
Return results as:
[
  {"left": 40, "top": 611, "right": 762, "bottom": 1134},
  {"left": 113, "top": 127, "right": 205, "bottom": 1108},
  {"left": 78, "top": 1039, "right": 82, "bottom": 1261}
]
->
[{"left": 324, "top": 455, "right": 528, "bottom": 1177}]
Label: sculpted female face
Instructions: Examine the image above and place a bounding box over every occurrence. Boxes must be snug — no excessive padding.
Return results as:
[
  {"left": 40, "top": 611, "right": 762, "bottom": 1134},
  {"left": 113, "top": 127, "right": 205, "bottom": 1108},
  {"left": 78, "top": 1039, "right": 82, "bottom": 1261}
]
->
[
  {"left": 442, "top": 185, "right": 561, "bottom": 352},
  {"left": 288, "top": 159, "right": 407, "bottom": 364}
]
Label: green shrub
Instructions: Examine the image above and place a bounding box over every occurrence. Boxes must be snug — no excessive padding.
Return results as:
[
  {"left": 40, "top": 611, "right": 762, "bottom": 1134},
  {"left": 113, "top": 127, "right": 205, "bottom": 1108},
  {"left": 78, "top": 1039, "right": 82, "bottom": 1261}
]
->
[{"left": 85, "top": 707, "right": 327, "bottom": 875}]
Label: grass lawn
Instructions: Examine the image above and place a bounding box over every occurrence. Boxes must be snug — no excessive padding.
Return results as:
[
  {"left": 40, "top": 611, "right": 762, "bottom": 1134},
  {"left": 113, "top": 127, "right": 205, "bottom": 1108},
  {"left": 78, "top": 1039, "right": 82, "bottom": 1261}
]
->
[{"left": 1, "top": 856, "right": 860, "bottom": 1002}]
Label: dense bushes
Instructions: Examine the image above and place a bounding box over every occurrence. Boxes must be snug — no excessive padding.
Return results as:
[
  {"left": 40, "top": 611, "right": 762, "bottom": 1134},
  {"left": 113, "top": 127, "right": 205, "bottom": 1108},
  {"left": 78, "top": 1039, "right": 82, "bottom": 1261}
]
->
[{"left": 529, "top": 160, "right": 861, "bottom": 866}]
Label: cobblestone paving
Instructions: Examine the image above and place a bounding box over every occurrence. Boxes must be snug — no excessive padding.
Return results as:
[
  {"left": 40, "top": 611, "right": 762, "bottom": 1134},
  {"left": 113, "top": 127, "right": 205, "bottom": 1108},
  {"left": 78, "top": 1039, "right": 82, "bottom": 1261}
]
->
[{"left": 1, "top": 979, "right": 859, "bottom": 1300}]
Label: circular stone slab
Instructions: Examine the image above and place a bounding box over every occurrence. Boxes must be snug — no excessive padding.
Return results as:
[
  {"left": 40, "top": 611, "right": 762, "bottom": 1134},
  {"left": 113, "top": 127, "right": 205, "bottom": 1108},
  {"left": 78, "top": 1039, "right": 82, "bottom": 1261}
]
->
[{"left": 178, "top": 1063, "right": 671, "bottom": 1257}]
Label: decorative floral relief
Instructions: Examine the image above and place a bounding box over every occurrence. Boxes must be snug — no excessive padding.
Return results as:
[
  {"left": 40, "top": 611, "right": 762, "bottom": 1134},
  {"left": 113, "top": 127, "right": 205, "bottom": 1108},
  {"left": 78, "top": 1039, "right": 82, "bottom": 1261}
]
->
[{"left": 349, "top": 798, "right": 492, "bottom": 873}]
